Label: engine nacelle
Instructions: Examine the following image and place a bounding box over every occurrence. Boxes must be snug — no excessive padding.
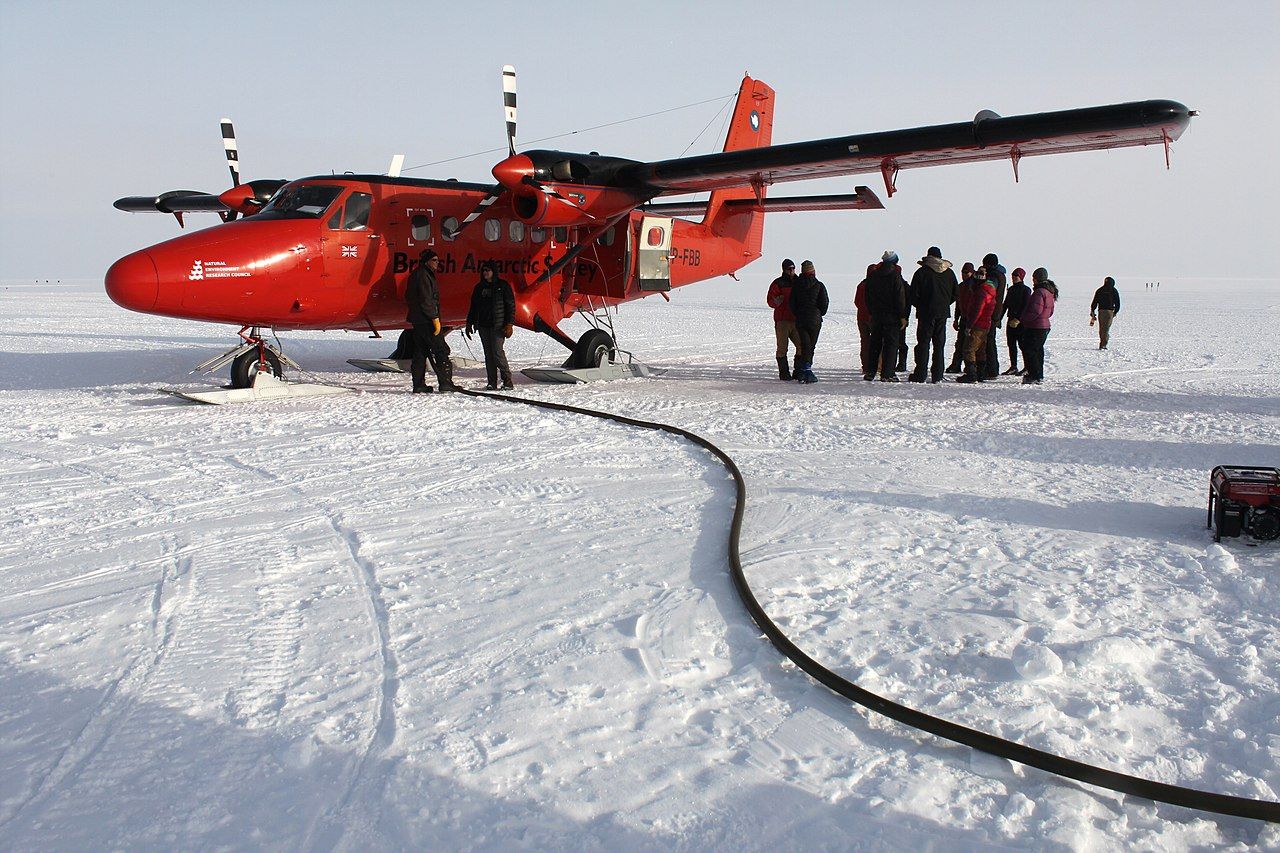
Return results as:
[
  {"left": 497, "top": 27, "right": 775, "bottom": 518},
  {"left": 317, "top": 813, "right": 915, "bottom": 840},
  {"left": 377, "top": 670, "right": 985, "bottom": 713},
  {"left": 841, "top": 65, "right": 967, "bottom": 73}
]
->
[
  {"left": 510, "top": 185, "right": 644, "bottom": 228},
  {"left": 218, "top": 179, "right": 289, "bottom": 217}
]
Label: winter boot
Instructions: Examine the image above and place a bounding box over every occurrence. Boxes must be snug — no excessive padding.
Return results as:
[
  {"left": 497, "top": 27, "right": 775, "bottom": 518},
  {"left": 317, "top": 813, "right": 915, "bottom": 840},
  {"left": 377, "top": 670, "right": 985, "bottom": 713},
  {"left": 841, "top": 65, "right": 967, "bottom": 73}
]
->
[
  {"left": 945, "top": 360, "right": 962, "bottom": 374},
  {"left": 955, "top": 361, "right": 978, "bottom": 384},
  {"left": 776, "top": 357, "right": 792, "bottom": 381},
  {"left": 435, "top": 358, "right": 460, "bottom": 392}
]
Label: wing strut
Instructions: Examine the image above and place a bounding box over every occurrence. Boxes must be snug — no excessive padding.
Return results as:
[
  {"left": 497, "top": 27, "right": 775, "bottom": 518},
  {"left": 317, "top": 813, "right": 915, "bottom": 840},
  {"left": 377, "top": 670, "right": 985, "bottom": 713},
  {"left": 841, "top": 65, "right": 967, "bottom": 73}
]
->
[
  {"left": 1011, "top": 145, "right": 1022, "bottom": 183},
  {"left": 880, "top": 159, "right": 899, "bottom": 198}
]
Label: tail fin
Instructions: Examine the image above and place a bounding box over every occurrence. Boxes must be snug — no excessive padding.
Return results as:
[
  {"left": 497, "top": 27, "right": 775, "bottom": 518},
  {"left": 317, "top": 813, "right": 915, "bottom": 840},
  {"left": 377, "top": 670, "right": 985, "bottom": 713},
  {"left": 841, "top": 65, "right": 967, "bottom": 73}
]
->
[{"left": 704, "top": 76, "right": 775, "bottom": 253}]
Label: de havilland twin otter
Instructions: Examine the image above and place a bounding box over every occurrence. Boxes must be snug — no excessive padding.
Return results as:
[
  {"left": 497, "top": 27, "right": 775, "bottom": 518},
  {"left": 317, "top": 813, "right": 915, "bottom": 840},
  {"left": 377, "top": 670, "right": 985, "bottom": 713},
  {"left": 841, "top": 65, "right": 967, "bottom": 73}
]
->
[{"left": 106, "top": 67, "right": 1193, "bottom": 398}]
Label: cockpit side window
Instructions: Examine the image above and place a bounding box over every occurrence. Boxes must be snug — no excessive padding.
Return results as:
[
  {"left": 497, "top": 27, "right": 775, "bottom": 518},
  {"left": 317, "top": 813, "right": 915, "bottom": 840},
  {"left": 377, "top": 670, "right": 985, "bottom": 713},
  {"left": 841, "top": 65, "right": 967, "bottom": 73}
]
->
[{"left": 342, "top": 192, "right": 372, "bottom": 229}]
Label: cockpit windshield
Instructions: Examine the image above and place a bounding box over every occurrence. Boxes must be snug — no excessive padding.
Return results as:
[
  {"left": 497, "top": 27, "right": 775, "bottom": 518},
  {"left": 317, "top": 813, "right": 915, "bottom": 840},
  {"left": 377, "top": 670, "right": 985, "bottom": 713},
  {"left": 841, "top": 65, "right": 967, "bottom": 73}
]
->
[{"left": 259, "top": 184, "right": 343, "bottom": 219}]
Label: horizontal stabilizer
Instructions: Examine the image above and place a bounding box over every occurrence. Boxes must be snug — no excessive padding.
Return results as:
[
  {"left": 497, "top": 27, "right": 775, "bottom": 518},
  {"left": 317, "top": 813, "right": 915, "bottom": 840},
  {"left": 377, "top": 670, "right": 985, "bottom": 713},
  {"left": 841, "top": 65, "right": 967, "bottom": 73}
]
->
[{"left": 642, "top": 186, "right": 884, "bottom": 218}]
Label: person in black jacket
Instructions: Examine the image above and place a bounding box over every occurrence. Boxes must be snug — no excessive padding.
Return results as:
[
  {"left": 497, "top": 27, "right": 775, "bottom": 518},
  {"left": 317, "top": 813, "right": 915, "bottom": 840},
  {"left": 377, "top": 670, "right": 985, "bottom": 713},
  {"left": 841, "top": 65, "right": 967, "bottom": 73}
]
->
[
  {"left": 947, "top": 262, "right": 975, "bottom": 373},
  {"left": 981, "top": 252, "right": 1007, "bottom": 378},
  {"left": 907, "top": 246, "right": 957, "bottom": 383},
  {"left": 789, "top": 260, "right": 829, "bottom": 383},
  {"left": 405, "top": 250, "right": 457, "bottom": 393},
  {"left": 865, "top": 251, "right": 909, "bottom": 382},
  {"left": 466, "top": 261, "right": 516, "bottom": 389},
  {"left": 1090, "top": 276, "right": 1121, "bottom": 349},
  {"left": 1000, "top": 267, "right": 1031, "bottom": 375}
]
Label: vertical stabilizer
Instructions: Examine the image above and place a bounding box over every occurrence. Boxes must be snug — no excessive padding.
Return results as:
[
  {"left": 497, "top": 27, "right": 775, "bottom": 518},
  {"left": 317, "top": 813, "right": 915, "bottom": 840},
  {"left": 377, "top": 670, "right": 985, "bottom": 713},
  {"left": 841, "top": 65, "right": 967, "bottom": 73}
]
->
[{"left": 703, "top": 76, "right": 775, "bottom": 254}]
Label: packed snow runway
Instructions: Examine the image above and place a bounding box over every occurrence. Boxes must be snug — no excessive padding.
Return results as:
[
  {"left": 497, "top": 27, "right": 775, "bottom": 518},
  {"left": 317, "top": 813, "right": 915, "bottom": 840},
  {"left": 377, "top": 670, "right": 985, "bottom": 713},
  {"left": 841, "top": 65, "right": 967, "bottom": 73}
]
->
[{"left": 1, "top": 275, "right": 1277, "bottom": 850}]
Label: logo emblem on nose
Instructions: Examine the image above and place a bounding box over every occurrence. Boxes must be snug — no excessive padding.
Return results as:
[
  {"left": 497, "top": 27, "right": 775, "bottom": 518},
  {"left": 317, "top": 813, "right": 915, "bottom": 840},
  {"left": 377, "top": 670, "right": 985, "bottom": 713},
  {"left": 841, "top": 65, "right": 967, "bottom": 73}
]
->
[{"left": 188, "top": 260, "right": 204, "bottom": 281}]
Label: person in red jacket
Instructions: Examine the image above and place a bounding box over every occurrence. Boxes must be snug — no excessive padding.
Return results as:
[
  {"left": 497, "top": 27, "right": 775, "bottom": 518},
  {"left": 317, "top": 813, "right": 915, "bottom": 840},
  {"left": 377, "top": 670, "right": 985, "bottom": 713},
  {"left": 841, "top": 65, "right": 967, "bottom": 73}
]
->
[
  {"left": 766, "top": 259, "right": 800, "bottom": 380},
  {"left": 956, "top": 266, "right": 996, "bottom": 383}
]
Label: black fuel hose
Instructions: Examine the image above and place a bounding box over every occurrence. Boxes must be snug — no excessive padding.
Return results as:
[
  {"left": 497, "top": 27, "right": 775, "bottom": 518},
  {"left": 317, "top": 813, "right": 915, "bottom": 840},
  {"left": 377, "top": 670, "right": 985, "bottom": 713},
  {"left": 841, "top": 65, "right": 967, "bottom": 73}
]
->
[{"left": 461, "top": 388, "right": 1279, "bottom": 824}]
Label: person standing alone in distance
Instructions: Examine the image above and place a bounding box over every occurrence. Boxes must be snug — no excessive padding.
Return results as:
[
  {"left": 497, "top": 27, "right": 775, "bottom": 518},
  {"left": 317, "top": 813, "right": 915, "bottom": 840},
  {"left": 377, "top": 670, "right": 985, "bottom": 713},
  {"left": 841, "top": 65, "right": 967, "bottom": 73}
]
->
[{"left": 1090, "top": 276, "right": 1121, "bottom": 350}]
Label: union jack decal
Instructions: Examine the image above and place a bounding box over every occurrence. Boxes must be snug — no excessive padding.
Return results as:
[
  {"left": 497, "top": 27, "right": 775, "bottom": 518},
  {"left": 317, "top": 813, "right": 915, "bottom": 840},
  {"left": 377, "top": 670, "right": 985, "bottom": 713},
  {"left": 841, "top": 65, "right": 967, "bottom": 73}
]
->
[{"left": 341, "top": 245, "right": 358, "bottom": 258}]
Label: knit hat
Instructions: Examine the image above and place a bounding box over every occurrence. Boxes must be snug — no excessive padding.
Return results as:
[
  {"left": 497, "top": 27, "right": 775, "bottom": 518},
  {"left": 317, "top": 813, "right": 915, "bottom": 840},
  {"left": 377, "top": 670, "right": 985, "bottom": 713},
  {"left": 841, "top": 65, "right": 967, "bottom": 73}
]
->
[
  {"left": 961, "top": 262, "right": 975, "bottom": 275},
  {"left": 800, "top": 260, "right": 815, "bottom": 273},
  {"left": 882, "top": 250, "right": 898, "bottom": 265},
  {"left": 927, "top": 246, "right": 942, "bottom": 259},
  {"left": 1012, "top": 267, "right": 1026, "bottom": 281},
  {"left": 782, "top": 258, "right": 795, "bottom": 270},
  {"left": 983, "top": 252, "right": 999, "bottom": 267},
  {"left": 420, "top": 249, "right": 439, "bottom": 262},
  {"left": 1104, "top": 276, "right": 1115, "bottom": 287},
  {"left": 1032, "top": 267, "right": 1049, "bottom": 284}
]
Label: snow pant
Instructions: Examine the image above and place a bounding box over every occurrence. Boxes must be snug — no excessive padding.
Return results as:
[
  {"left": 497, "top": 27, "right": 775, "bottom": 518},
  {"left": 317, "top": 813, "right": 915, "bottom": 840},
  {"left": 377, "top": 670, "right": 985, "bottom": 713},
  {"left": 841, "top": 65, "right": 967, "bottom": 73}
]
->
[
  {"left": 857, "top": 319, "right": 876, "bottom": 377},
  {"left": 1019, "top": 327, "right": 1050, "bottom": 381},
  {"left": 774, "top": 320, "right": 801, "bottom": 369},
  {"left": 868, "top": 320, "right": 901, "bottom": 379},
  {"left": 795, "top": 321, "right": 822, "bottom": 374},
  {"left": 1097, "top": 309, "right": 1115, "bottom": 347},
  {"left": 963, "top": 327, "right": 989, "bottom": 372},
  {"left": 410, "top": 323, "right": 452, "bottom": 390},
  {"left": 983, "top": 322, "right": 1001, "bottom": 378},
  {"left": 477, "top": 327, "right": 512, "bottom": 387},
  {"left": 1006, "top": 324, "right": 1021, "bottom": 370},
  {"left": 949, "top": 320, "right": 968, "bottom": 371},
  {"left": 913, "top": 316, "right": 948, "bottom": 381}
]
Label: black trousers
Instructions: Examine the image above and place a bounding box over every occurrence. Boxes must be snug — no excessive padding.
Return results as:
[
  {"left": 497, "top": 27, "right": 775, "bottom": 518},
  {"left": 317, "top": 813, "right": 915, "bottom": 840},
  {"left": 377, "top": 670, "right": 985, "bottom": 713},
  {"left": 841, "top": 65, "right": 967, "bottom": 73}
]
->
[
  {"left": 950, "top": 320, "right": 968, "bottom": 368},
  {"left": 477, "top": 327, "right": 512, "bottom": 387},
  {"left": 868, "top": 320, "right": 901, "bottom": 378},
  {"left": 1019, "top": 328, "right": 1050, "bottom": 381},
  {"left": 410, "top": 323, "right": 451, "bottom": 389},
  {"left": 913, "top": 316, "right": 948, "bottom": 380},
  {"left": 983, "top": 322, "right": 1001, "bottom": 377},
  {"left": 897, "top": 326, "right": 909, "bottom": 369},
  {"left": 1006, "top": 325, "right": 1022, "bottom": 370},
  {"left": 795, "top": 321, "right": 822, "bottom": 370}
]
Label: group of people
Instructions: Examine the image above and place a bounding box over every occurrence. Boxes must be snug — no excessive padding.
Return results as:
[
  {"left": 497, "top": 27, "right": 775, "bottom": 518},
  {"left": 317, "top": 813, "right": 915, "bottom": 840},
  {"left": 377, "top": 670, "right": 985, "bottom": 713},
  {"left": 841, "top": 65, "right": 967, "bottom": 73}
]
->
[
  {"left": 769, "top": 249, "right": 1089, "bottom": 385},
  {"left": 404, "top": 248, "right": 516, "bottom": 393}
]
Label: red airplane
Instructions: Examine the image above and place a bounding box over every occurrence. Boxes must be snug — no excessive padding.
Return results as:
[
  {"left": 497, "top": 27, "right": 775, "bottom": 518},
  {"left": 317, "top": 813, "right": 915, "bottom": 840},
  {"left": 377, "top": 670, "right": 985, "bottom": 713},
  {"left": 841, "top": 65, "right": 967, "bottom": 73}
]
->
[{"left": 107, "top": 67, "right": 1193, "bottom": 388}]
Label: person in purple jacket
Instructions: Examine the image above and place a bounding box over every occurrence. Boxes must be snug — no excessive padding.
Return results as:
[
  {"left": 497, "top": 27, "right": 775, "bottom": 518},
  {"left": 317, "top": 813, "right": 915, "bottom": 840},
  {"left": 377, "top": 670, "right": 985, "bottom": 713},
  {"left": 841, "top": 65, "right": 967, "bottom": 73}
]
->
[{"left": 1017, "top": 267, "right": 1056, "bottom": 384}]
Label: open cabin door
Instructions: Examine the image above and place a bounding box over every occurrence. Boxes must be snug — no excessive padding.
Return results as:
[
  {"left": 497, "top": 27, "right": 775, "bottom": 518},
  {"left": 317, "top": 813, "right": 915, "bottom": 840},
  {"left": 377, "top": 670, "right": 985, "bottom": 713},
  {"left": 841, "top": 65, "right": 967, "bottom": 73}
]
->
[{"left": 637, "top": 215, "right": 672, "bottom": 292}]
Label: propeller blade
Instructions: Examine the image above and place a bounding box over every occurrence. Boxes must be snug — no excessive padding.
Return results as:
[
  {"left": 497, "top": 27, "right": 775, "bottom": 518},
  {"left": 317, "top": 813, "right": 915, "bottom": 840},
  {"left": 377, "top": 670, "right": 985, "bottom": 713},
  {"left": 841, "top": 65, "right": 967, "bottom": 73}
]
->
[
  {"left": 502, "top": 65, "right": 517, "bottom": 157},
  {"left": 450, "top": 184, "right": 504, "bottom": 238},
  {"left": 221, "top": 118, "right": 240, "bottom": 187}
]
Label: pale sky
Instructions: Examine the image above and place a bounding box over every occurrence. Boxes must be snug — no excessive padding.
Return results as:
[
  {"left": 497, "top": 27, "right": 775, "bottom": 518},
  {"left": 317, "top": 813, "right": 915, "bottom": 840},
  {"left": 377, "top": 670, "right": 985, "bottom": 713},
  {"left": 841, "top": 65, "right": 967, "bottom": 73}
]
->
[{"left": 1, "top": 0, "right": 1277, "bottom": 282}]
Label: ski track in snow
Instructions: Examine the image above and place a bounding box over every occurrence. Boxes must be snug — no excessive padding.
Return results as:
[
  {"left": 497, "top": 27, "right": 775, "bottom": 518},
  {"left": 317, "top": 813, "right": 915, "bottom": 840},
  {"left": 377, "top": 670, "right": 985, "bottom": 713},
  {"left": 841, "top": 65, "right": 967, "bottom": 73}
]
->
[{"left": 0, "top": 276, "right": 1278, "bottom": 850}]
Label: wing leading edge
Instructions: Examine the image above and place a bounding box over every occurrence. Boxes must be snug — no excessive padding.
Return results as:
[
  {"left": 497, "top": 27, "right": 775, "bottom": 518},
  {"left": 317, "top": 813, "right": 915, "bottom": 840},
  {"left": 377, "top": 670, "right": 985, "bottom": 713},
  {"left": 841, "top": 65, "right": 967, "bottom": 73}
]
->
[{"left": 623, "top": 99, "right": 1193, "bottom": 196}]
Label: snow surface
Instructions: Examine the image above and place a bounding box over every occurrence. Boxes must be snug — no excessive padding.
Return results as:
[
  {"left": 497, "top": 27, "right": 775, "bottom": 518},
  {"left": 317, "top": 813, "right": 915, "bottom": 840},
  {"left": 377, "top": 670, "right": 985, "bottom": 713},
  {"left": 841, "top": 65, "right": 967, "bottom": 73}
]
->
[{"left": 1, "top": 274, "right": 1278, "bottom": 851}]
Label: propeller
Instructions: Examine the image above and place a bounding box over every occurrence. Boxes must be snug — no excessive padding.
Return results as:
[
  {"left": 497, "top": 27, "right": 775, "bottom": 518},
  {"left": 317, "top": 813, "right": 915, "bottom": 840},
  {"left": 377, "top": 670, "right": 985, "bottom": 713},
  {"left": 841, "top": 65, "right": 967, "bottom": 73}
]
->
[
  {"left": 449, "top": 65, "right": 588, "bottom": 238},
  {"left": 221, "top": 118, "right": 241, "bottom": 221}
]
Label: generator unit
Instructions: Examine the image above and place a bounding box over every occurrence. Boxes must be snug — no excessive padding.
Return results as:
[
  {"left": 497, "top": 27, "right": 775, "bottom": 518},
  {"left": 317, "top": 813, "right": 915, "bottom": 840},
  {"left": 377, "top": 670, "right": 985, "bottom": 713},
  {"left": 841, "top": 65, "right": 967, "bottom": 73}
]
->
[{"left": 1207, "top": 466, "right": 1280, "bottom": 542}]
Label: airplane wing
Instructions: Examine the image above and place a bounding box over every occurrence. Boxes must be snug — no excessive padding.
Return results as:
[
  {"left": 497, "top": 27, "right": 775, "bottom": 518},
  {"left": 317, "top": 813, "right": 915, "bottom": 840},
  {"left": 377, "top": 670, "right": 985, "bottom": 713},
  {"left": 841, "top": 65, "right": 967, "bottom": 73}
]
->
[{"left": 623, "top": 100, "right": 1193, "bottom": 196}]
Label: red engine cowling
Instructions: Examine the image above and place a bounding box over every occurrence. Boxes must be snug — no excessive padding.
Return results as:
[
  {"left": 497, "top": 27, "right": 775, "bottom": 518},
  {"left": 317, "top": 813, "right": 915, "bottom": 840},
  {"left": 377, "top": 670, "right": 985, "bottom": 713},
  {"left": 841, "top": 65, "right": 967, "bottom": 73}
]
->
[{"left": 510, "top": 185, "right": 643, "bottom": 228}]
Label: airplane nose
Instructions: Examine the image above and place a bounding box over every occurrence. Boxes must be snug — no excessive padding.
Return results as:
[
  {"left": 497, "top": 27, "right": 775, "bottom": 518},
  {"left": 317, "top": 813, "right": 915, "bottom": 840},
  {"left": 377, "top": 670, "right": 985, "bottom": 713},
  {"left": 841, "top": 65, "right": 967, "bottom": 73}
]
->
[{"left": 105, "top": 250, "right": 159, "bottom": 312}]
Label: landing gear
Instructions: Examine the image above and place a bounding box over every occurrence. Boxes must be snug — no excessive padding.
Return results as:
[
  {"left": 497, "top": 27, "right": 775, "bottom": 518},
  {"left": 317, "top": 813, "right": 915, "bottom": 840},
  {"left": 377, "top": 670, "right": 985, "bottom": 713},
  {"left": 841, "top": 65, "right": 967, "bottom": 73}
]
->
[
  {"left": 230, "top": 348, "right": 282, "bottom": 389},
  {"left": 566, "top": 328, "right": 615, "bottom": 369}
]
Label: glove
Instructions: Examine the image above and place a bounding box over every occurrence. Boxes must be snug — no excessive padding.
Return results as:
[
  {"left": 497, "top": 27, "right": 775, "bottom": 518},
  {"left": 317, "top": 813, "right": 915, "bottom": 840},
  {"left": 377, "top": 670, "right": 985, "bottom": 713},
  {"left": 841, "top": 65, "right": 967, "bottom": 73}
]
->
[
  {"left": 465, "top": 325, "right": 474, "bottom": 339},
  {"left": 1009, "top": 318, "right": 1020, "bottom": 328},
  {"left": 503, "top": 324, "right": 514, "bottom": 339},
  {"left": 1089, "top": 315, "right": 1096, "bottom": 327},
  {"left": 432, "top": 318, "right": 441, "bottom": 336},
  {"left": 995, "top": 321, "right": 1002, "bottom": 329},
  {"left": 900, "top": 318, "right": 908, "bottom": 329}
]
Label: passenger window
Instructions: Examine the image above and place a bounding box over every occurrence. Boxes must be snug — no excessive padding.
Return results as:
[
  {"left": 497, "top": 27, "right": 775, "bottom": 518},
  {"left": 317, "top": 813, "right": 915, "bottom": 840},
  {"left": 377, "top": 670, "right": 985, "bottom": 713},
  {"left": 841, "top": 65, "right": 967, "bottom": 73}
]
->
[
  {"left": 442, "top": 216, "right": 460, "bottom": 241},
  {"left": 530, "top": 226, "right": 547, "bottom": 244},
  {"left": 554, "top": 226, "right": 568, "bottom": 243},
  {"left": 647, "top": 226, "right": 665, "bottom": 247},
  {"left": 342, "top": 192, "right": 372, "bottom": 229},
  {"left": 410, "top": 214, "right": 431, "bottom": 241},
  {"left": 484, "top": 219, "right": 501, "bottom": 242},
  {"left": 508, "top": 220, "right": 525, "bottom": 243}
]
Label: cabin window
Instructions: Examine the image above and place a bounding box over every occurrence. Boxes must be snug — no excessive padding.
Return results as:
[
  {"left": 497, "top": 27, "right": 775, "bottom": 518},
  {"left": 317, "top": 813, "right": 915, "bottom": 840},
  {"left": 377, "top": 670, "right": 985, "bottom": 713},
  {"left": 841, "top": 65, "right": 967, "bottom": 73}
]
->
[
  {"left": 596, "top": 226, "right": 615, "bottom": 247},
  {"left": 554, "top": 226, "right": 569, "bottom": 243},
  {"left": 530, "top": 226, "right": 547, "bottom": 244},
  {"left": 484, "top": 219, "right": 501, "bottom": 242},
  {"left": 327, "top": 207, "right": 342, "bottom": 229},
  {"left": 647, "top": 226, "right": 665, "bottom": 247},
  {"left": 410, "top": 214, "right": 431, "bottom": 241},
  {"left": 342, "top": 192, "right": 372, "bottom": 229},
  {"left": 442, "top": 216, "right": 460, "bottom": 241},
  {"left": 508, "top": 220, "right": 525, "bottom": 242}
]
